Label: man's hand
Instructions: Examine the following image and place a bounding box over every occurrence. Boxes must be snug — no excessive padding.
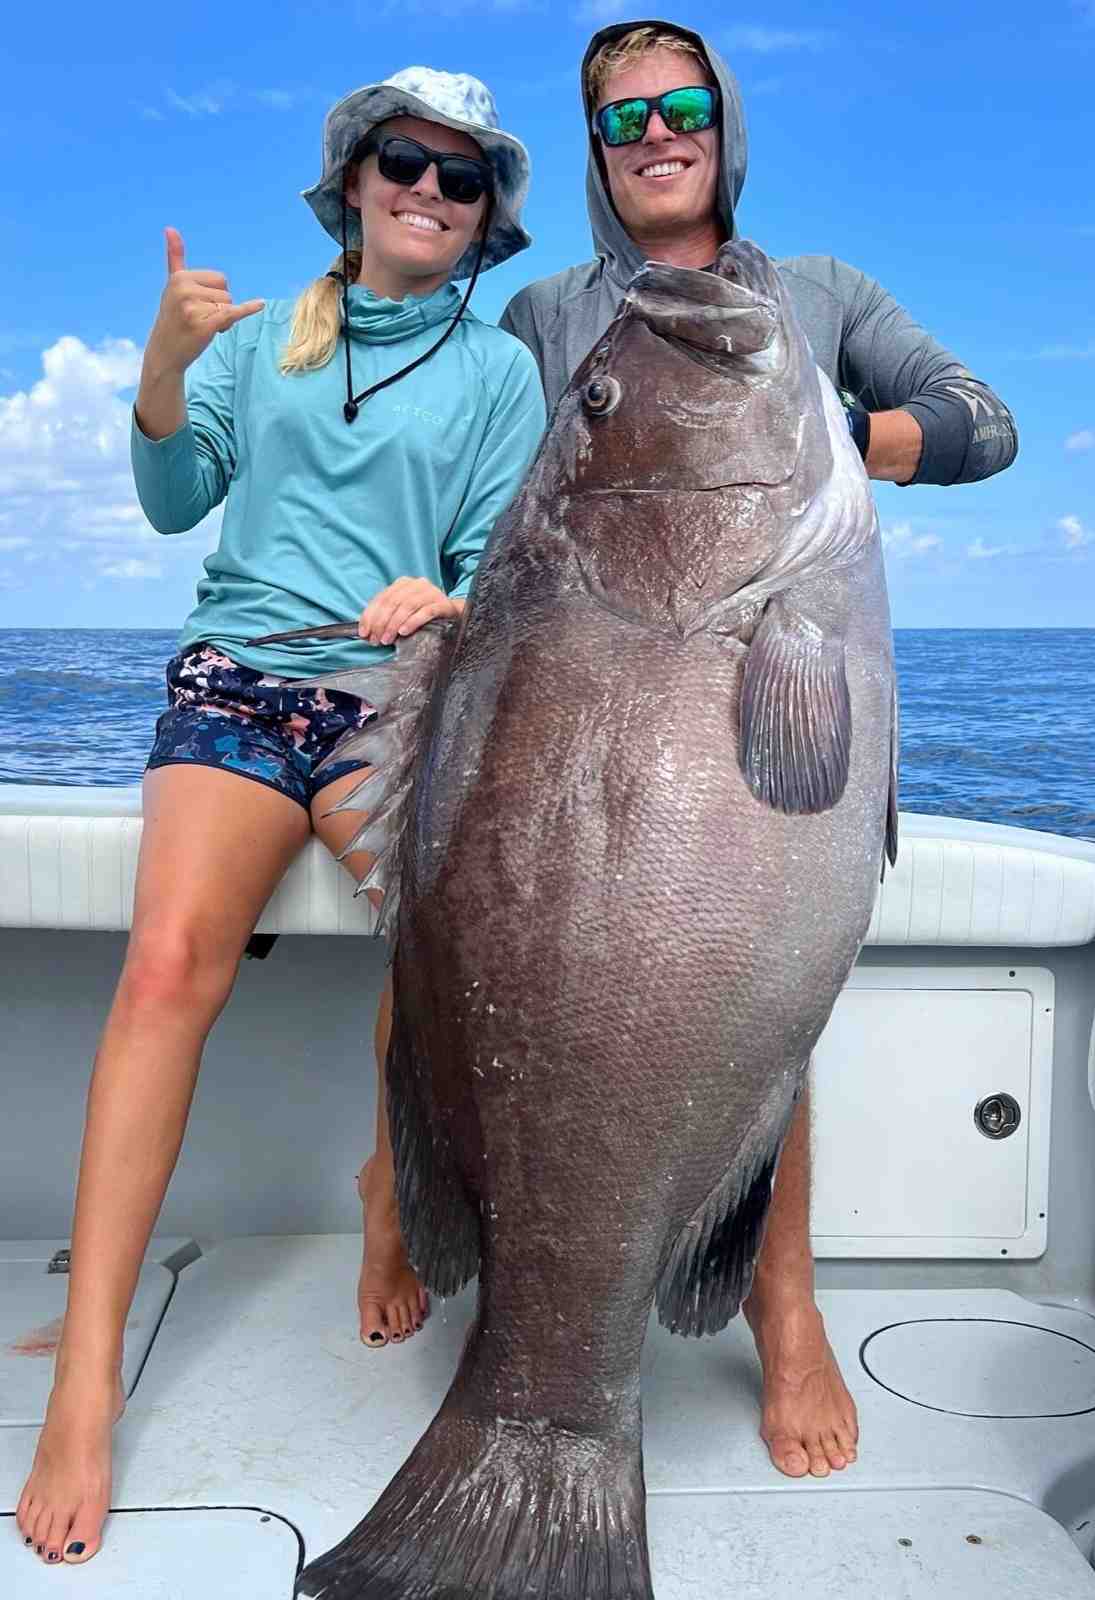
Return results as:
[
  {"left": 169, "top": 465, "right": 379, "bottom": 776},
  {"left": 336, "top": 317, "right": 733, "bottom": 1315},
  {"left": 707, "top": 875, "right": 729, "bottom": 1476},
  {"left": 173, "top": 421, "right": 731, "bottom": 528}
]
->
[
  {"left": 358, "top": 579, "right": 464, "bottom": 646},
  {"left": 839, "top": 390, "right": 924, "bottom": 485}
]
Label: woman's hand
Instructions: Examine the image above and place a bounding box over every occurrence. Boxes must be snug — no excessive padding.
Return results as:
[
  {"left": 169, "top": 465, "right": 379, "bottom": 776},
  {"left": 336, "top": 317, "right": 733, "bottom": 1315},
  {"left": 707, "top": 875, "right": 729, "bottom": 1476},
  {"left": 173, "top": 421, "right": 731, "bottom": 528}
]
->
[
  {"left": 146, "top": 227, "right": 265, "bottom": 375},
  {"left": 358, "top": 579, "right": 464, "bottom": 646},
  {"left": 136, "top": 229, "right": 265, "bottom": 442}
]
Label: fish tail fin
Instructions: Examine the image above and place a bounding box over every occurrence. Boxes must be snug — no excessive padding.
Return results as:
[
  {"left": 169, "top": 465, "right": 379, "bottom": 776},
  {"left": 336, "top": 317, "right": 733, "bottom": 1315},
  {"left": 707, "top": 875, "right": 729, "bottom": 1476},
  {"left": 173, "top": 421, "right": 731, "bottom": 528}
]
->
[
  {"left": 295, "top": 1408, "right": 653, "bottom": 1600},
  {"left": 294, "top": 621, "right": 457, "bottom": 943},
  {"left": 386, "top": 992, "right": 479, "bottom": 1298},
  {"left": 656, "top": 1069, "right": 805, "bottom": 1337}
]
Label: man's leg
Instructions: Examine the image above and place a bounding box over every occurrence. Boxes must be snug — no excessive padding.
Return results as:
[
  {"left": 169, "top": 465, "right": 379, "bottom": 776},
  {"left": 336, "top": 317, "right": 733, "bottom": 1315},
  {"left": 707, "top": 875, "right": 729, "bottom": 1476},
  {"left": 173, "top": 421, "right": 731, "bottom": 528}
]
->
[{"left": 742, "top": 1081, "right": 859, "bottom": 1478}]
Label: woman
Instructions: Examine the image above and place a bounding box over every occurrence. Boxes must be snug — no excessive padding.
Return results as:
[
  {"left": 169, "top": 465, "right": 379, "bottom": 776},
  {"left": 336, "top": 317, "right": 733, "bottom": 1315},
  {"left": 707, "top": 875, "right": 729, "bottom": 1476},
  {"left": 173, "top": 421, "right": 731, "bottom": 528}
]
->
[{"left": 16, "top": 67, "right": 544, "bottom": 1568}]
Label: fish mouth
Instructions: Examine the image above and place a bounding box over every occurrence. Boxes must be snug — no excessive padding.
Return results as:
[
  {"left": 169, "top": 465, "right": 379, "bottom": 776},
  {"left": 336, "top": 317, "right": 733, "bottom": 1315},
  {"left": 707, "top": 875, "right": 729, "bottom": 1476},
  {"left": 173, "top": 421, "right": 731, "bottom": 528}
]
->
[{"left": 627, "top": 264, "right": 781, "bottom": 361}]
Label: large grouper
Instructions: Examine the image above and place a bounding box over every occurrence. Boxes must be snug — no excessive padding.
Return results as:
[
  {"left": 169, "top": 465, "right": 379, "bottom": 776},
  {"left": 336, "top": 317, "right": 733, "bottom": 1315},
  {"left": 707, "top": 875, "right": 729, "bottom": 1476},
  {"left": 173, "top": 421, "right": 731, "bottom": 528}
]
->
[{"left": 291, "top": 238, "right": 898, "bottom": 1600}]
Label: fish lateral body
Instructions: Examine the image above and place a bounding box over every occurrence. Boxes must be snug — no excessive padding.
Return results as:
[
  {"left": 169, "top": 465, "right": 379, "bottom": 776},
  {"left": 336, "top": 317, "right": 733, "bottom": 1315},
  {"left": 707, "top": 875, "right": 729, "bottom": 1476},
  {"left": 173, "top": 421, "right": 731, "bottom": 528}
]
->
[{"left": 295, "top": 238, "right": 897, "bottom": 1600}]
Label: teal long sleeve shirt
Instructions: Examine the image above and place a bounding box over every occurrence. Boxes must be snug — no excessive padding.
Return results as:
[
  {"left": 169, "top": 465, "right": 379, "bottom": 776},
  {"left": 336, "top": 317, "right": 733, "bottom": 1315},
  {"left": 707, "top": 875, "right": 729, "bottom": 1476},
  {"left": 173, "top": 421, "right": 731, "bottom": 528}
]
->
[{"left": 131, "top": 283, "right": 546, "bottom": 676}]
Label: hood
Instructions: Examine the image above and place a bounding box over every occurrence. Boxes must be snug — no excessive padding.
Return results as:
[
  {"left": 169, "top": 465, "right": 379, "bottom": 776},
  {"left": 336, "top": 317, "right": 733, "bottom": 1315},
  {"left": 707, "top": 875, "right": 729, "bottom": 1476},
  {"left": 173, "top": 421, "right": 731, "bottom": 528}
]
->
[
  {"left": 342, "top": 280, "right": 464, "bottom": 345},
  {"left": 581, "top": 20, "right": 748, "bottom": 289}
]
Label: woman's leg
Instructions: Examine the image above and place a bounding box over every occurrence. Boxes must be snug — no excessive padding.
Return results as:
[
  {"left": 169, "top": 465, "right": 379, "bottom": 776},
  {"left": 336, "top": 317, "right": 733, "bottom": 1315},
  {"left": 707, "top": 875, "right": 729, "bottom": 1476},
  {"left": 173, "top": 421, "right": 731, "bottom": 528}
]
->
[
  {"left": 311, "top": 771, "right": 427, "bottom": 1350},
  {"left": 16, "top": 765, "right": 311, "bottom": 1566}
]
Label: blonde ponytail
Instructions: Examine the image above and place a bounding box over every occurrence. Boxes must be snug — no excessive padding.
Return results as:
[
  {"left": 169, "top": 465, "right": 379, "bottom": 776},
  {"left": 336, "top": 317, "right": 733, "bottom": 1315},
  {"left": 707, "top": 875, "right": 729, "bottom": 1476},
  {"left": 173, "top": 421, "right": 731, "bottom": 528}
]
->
[{"left": 280, "top": 250, "right": 363, "bottom": 374}]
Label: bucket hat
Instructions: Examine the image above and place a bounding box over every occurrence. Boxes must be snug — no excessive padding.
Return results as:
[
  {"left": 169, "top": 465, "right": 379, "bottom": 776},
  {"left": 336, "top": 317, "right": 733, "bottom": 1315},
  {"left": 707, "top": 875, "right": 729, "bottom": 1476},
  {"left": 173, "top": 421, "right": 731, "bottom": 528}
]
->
[{"left": 303, "top": 67, "right": 532, "bottom": 280}]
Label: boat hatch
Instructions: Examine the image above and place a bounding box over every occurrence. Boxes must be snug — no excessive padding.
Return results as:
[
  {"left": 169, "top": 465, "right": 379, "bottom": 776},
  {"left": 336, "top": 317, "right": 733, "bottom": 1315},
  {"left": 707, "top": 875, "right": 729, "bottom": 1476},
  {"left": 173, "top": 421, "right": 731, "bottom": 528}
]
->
[
  {"left": 1, "top": 1507, "right": 300, "bottom": 1598},
  {"left": 863, "top": 1317, "right": 1095, "bottom": 1417},
  {"left": 0, "top": 1245, "right": 182, "bottom": 1428}
]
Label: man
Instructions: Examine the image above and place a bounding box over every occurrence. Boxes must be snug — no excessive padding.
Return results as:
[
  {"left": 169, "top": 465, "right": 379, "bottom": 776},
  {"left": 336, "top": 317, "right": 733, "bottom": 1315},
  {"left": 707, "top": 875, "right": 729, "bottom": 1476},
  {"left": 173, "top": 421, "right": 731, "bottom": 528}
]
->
[{"left": 501, "top": 20, "right": 1016, "bottom": 1482}]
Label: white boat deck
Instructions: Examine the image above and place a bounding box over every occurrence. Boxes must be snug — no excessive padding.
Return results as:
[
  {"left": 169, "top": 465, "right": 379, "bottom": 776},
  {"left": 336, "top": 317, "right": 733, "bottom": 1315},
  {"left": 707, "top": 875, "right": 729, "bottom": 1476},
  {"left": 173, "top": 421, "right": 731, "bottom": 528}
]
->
[
  {"left": 4, "top": 787, "right": 1094, "bottom": 1593},
  {"left": 3, "top": 1236, "right": 1094, "bottom": 1596}
]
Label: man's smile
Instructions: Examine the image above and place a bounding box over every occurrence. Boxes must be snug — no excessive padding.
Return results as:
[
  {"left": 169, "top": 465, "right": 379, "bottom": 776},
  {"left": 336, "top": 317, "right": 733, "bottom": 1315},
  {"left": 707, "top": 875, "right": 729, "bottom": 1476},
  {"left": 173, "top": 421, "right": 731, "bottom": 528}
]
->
[{"left": 635, "top": 158, "right": 690, "bottom": 180}]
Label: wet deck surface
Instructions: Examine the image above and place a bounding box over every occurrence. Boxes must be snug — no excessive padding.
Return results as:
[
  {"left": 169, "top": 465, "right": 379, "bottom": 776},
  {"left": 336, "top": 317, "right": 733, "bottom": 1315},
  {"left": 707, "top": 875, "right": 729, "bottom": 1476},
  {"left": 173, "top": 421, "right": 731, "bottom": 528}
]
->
[{"left": 2, "top": 1235, "right": 1094, "bottom": 1596}]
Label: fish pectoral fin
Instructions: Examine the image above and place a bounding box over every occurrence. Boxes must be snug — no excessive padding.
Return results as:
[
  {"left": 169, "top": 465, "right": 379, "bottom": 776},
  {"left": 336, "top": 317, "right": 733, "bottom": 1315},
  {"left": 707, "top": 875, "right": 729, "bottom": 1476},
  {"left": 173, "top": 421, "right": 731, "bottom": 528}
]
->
[
  {"left": 296, "top": 621, "right": 457, "bottom": 943},
  {"left": 739, "top": 598, "right": 852, "bottom": 815}
]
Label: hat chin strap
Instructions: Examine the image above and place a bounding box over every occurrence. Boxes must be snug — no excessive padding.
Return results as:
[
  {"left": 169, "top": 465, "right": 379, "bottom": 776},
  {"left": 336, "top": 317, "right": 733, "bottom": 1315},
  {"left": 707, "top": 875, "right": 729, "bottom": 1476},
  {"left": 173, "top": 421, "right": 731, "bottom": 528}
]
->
[{"left": 336, "top": 194, "right": 493, "bottom": 424}]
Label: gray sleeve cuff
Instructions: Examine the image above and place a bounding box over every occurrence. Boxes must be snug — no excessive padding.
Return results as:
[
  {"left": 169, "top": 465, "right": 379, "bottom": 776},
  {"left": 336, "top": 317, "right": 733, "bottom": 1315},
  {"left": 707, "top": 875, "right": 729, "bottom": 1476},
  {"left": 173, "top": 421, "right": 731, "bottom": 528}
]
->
[{"left": 901, "top": 399, "right": 973, "bottom": 487}]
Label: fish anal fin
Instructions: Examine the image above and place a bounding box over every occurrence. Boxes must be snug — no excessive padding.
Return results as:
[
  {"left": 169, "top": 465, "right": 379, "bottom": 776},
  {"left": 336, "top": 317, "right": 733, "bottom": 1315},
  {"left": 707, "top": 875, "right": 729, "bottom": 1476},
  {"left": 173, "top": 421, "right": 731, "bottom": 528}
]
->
[
  {"left": 739, "top": 597, "right": 851, "bottom": 815},
  {"left": 386, "top": 985, "right": 479, "bottom": 1300},
  {"left": 656, "top": 1070, "right": 803, "bottom": 1337}
]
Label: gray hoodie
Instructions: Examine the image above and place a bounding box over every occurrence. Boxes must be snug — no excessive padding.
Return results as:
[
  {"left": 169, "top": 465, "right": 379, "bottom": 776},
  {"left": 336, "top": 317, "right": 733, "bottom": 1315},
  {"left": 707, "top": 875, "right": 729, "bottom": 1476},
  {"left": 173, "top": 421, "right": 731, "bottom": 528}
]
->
[{"left": 501, "top": 20, "right": 1017, "bottom": 486}]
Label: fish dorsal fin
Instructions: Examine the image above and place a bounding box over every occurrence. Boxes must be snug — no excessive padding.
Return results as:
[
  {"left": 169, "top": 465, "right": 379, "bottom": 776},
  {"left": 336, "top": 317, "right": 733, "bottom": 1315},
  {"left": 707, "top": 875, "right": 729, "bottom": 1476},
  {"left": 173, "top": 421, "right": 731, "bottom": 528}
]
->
[{"left": 296, "top": 622, "right": 457, "bottom": 944}]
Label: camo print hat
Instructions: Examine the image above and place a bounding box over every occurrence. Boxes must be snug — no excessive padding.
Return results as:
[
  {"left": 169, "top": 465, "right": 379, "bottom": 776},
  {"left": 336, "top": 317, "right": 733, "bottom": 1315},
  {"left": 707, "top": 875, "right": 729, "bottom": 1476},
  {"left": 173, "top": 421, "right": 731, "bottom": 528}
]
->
[{"left": 303, "top": 67, "right": 532, "bottom": 280}]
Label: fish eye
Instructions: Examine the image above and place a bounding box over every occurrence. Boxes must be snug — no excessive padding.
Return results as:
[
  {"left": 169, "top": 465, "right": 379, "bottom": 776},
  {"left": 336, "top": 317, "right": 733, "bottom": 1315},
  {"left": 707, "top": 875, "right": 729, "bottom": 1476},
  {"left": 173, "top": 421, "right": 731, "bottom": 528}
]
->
[{"left": 582, "top": 375, "right": 622, "bottom": 416}]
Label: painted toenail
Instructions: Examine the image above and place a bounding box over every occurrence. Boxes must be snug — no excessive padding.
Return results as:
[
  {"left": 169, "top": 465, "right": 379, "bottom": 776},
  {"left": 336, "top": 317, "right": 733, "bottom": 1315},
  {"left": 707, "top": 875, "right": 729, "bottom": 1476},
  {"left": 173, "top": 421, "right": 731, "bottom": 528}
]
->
[
  {"left": 48, "top": 1552, "right": 59, "bottom": 1562},
  {"left": 368, "top": 1333, "right": 384, "bottom": 1344},
  {"left": 67, "top": 1542, "right": 86, "bottom": 1555},
  {"left": 24, "top": 1537, "right": 32, "bottom": 1546}
]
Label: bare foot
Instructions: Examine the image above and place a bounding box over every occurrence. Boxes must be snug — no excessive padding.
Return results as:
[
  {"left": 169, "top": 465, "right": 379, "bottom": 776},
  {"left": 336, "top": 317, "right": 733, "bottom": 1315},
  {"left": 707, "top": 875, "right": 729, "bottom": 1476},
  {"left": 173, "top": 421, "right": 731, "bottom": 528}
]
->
[
  {"left": 743, "top": 1289, "right": 859, "bottom": 1479},
  {"left": 16, "top": 1369, "right": 126, "bottom": 1565},
  {"left": 357, "top": 1158, "right": 429, "bottom": 1349}
]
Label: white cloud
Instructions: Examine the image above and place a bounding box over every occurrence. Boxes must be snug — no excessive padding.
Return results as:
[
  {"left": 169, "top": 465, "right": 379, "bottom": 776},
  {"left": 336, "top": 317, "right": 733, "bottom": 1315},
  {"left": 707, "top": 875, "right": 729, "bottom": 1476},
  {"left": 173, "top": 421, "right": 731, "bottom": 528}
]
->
[
  {"left": 254, "top": 89, "right": 297, "bottom": 111},
  {"left": 165, "top": 80, "right": 237, "bottom": 117},
  {"left": 374, "top": 0, "right": 536, "bottom": 12},
  {"left": 139, "top": 83, "right": 308, "bottom": 121},
  {"left": 1059, "top": 514, "right": 1093, "bottom": 550},
  {"left": 1065, "top": 428, "right": 1095, "bottom": 451},
  {"left": 882, "top": 521, "right": 943, "bottom": 560},
  {"left": 1035, "top": 341, "right": 1095, "bottom": 360},
  {"left": 967, "top": 536, "right": 1020, "bottom": 559},
  {"left": 724, "top": 25, "right": 832, "bottom": 52},
  {"left": 0, "top": 335, "right": 215, "bottom": 575},
  {"left": 99, "top": 557, "right": 163, "bottom": 580}
]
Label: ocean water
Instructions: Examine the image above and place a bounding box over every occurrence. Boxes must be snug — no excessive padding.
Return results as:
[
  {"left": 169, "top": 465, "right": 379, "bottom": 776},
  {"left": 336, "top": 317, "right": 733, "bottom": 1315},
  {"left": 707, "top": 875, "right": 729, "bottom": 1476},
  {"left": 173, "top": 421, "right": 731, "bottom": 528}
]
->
[{"left": 0, "top": 628, "right": 1091, "bottom": 839}]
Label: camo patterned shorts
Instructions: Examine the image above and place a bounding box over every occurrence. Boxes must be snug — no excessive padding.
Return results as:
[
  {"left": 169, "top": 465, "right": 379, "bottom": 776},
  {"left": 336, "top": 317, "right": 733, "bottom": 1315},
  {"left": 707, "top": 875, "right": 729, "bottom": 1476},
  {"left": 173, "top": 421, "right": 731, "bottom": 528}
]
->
[{"left": 147, "top": 643, "right": 376, "bottom": 810}]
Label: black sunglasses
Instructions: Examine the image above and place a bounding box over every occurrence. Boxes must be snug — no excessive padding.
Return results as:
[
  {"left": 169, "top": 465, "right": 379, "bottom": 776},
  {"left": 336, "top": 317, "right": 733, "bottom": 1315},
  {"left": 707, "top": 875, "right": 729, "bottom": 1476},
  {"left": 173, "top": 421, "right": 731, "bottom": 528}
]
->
[
  {"left": 594, "top": 85, "right": 719, "bottom": 147},
  {"left": 357, "top": 133, "right": 493, "bottom": 205}
]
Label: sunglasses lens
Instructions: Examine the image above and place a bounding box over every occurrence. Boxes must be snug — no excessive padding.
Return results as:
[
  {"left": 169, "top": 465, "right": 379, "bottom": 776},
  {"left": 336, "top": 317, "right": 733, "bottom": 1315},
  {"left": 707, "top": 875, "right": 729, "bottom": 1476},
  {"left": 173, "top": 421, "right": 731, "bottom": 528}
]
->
[
  {"left": 600, "top": 98, "right": 648, "bottom": 146},
  {"left": 661, "top": 87, "right": 716, "bottom": 134},
  {"left": 439, "top": 159, "right": 489, "bottom": 204},
  {"left": 376, "top": 137, "right": 429, "bottom": 187}
]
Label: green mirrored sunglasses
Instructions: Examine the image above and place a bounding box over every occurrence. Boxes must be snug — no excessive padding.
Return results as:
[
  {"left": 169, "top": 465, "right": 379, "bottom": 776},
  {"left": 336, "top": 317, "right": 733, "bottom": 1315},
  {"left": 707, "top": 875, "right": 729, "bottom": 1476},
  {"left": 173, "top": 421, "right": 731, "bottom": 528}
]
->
[{"left": 594, "top": 85, "right": 719, "bottom": 147}]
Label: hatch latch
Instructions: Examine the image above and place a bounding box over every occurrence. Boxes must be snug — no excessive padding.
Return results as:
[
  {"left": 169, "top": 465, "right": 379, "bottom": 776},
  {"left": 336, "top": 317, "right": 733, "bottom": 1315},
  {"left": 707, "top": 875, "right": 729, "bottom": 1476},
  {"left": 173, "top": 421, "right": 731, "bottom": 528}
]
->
[{"left": 973, "top": 1093, "right": 1022, "bottom": 1140}]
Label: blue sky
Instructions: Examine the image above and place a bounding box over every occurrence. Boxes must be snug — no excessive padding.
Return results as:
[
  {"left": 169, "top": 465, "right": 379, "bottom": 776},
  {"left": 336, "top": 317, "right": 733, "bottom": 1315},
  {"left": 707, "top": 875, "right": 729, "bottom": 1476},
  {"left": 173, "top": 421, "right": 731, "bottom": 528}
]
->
[{"left": 1, "top": 0, "right": 1092, "bottom": 629}]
